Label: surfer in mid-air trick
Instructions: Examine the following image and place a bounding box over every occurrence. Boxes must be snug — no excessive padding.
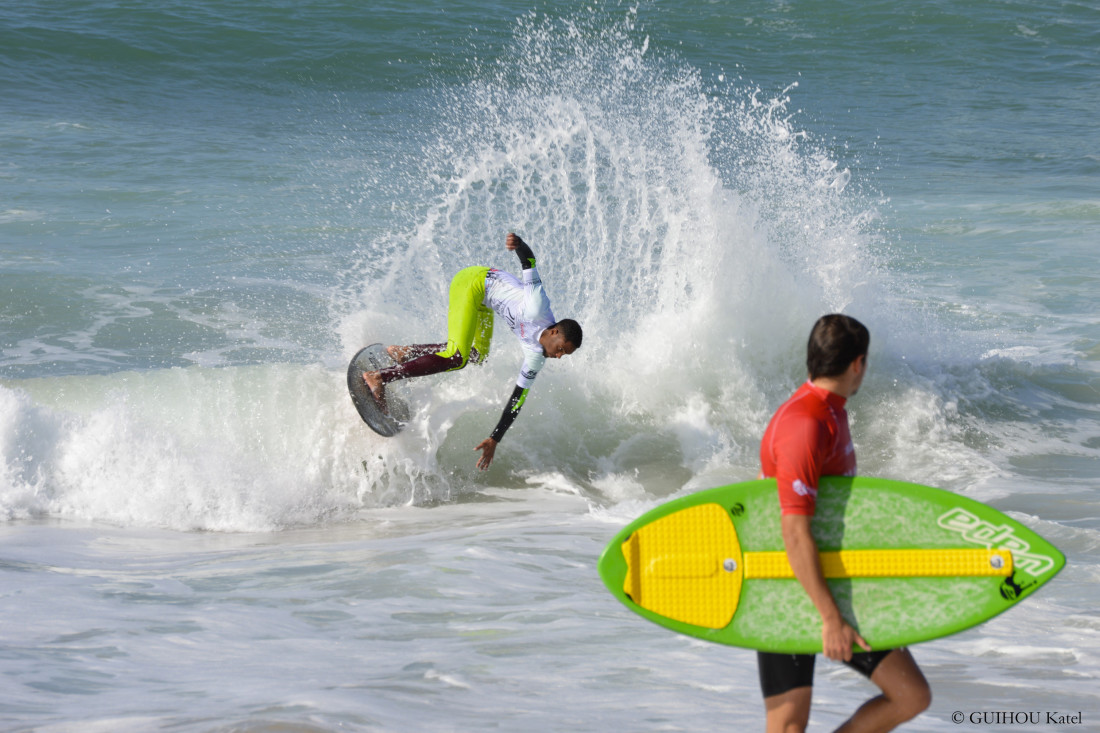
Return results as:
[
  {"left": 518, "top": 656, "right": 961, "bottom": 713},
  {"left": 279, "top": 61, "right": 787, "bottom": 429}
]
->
[
  {"left": 757, "top": 314, "right": 931, "bottom": 732},
  {"left": 362, "top": 232, "right": 582, "bottom": 470}
]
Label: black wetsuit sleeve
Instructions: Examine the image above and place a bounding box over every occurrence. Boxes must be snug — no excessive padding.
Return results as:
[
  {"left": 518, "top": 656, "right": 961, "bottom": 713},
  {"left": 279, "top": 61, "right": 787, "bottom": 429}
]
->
[
  {"left": 512, "top": 237, "right": 537, "bottom": 270},
  {"left": 490, "top": 384, "right": 530, "bottom": 442}
]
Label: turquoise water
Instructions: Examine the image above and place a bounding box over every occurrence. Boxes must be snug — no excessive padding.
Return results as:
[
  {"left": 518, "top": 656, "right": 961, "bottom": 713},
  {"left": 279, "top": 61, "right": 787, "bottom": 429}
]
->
[{"left": 2, "top": 1, "right": 1098, "bottom": 730}]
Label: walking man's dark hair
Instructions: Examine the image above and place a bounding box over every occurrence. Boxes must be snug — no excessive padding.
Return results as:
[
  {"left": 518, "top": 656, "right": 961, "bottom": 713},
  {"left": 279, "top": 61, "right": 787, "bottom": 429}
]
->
[{"left": 806, "top": 314, "right": 869, "bottom": 380}]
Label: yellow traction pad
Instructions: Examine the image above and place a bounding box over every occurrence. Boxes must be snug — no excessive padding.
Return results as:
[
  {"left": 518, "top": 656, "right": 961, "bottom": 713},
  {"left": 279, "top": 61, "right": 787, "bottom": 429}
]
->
[
  {"left": 622, "top": 503, "right": 742, "bottom": 630},
  {"left": 621, "top": 502, "right": 1014, "bottom": 630}
]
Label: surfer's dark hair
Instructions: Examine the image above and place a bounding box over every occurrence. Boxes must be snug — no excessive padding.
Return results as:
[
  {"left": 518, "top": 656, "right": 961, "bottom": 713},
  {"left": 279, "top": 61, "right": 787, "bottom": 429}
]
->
[
  {"left": 807, "top": 314, "right": 869, "bottom": 380},
  {"left": 554, "top": 319, "right": 583, "bottom": 348}
]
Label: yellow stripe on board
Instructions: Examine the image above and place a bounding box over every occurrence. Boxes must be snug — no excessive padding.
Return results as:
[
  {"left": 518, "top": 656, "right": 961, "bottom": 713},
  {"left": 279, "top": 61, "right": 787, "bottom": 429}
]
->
[{"left": 743, "top": 548, "right": 1013, "bottom": 579}]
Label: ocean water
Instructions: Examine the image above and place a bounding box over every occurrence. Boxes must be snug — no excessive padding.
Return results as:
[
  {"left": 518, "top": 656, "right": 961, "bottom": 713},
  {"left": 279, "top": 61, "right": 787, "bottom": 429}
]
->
[{"left": 1, "top": 0, "right": 1098, "bottom": 730}]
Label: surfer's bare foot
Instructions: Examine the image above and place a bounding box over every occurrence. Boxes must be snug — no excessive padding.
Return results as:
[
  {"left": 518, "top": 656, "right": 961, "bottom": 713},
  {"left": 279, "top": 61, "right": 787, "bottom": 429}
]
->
[
  {"left": 386, "top": 345, "right": 413, "bottom": 364},
  {"left": 362, "top": 371, "right": 389, "bottom": 413}
]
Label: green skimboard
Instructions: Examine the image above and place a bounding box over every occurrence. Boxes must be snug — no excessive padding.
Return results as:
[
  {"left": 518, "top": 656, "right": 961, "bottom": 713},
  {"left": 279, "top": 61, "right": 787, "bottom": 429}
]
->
[{"left": 597, "top": 477, "right": 1065, "bottom": 653}]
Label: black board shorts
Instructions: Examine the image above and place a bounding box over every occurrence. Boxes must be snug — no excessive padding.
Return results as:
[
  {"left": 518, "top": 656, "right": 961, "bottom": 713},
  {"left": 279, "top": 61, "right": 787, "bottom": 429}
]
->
[{"left": 758, "top": 650, "right": 895, "bottom": 698}]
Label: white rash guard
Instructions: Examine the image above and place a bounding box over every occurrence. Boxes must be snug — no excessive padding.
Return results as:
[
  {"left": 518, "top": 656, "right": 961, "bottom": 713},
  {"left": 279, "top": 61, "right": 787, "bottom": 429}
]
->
[{"left": 483, "top": 266, "right": 556, "bottom": 390}]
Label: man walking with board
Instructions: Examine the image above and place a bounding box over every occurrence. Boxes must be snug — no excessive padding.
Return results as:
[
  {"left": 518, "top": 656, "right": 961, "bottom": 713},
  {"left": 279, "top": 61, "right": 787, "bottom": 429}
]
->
[
  {"left": 758, "top": 314, "right": 931, "bottom": 732},
  {"left": 362, "top": 233, "right": 582, "bottom": 470}
]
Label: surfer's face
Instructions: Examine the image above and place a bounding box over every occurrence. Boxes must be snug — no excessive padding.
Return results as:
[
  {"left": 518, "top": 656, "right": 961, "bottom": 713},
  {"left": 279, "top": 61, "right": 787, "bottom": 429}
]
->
[{"left": 541, "top": 329, "right": 577, "bottom": 359}]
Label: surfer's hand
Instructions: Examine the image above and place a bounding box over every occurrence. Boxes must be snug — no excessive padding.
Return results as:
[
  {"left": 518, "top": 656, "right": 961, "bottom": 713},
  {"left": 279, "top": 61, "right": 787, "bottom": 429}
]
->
[
  {"left": 474, "top": 437, "right": 497, "bottom": 470},
  {"left": 505, "top": 232, "right": 522, "bottom": 251},
  {"left": 822, "top": 617, "right": 871, "bottom": 662}
]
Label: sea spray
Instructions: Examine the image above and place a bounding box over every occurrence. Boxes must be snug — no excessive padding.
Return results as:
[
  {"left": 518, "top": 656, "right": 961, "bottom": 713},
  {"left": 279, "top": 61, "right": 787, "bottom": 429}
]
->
[{"left": 340, "top": 8, "right": 903, "bottom": 500}]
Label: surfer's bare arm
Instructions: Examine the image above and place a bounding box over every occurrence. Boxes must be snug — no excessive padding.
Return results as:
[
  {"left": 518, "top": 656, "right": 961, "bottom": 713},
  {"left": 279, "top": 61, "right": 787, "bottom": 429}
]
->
[
  {"left": 781, "top": 513, "right": 871, "bottom": 662},
  {"left": 505, "top": 232, "right": 536, "bottom": 270}
]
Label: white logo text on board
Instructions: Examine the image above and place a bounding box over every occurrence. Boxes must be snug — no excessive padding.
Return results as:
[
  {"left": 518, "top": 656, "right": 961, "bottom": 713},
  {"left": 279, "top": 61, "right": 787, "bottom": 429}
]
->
[{"left": 937, "top": 508, "right": 1055, "bottom": 577}]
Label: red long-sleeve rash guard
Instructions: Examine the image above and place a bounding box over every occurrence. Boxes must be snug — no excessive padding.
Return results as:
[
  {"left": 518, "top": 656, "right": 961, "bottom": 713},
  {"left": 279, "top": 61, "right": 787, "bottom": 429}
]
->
[{"left": 759, "top": 381, "right": 857, "bottom": 516}]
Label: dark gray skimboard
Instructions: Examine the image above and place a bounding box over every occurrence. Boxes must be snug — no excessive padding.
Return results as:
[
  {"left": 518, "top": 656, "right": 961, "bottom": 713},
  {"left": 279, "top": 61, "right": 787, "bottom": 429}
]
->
[{"left": 347, "top": 343, "right": 409, "bottom": 436}]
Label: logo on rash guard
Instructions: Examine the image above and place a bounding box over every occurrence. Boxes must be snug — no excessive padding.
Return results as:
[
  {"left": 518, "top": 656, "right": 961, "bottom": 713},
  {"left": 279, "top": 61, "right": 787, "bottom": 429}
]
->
[
  {"left": 792, "top": 480, "right": 818, "bottom": 498},
  {"left": 520, "top": 368, "right": 537, "bottom": 381}
]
